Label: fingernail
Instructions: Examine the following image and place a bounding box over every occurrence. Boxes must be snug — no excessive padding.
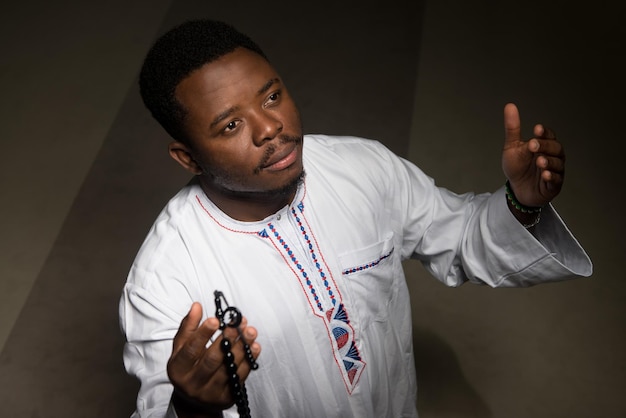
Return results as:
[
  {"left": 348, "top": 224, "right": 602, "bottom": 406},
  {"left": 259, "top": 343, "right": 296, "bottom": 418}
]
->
[{"left": 531, "top": 140, "right": 539, "bottom": 152}]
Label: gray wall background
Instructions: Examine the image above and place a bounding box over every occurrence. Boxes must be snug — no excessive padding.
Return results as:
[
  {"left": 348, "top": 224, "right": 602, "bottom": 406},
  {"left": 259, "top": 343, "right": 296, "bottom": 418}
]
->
[{"left": 0, "top": 1, "right": 623, "bottom": 417}]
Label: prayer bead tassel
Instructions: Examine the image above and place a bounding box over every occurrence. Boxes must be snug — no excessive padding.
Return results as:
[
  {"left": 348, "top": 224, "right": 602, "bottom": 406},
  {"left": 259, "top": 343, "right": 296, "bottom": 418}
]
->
[{"left": 214, "top": 291, "right": 258, "bottom": 418}]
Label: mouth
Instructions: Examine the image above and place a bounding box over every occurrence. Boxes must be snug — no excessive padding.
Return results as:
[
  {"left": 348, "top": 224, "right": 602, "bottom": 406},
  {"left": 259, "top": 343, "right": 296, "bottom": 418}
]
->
[{"left": 261, "top": 143, "right": 299, "bottom": 172}]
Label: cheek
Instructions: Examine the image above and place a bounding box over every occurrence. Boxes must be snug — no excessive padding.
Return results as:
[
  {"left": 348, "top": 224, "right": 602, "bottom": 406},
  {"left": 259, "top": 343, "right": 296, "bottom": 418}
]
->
[
  {"left": 278, "top": 96, "right": 301, "bottom": 129},
  {"left": 287, "top": 103, "right": 302, "bottom": 128},
  {"left": 211, "top": 144, "right": 262, "bottom": 173},
  {"left": 293, "top": 109, "right": 302, "bottom": 129}
]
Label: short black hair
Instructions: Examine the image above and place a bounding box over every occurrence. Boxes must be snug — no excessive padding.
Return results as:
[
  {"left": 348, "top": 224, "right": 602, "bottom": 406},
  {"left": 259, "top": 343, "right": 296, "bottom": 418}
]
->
[{"left": 139, "top": 19, "right": 267, "bottom": 142}]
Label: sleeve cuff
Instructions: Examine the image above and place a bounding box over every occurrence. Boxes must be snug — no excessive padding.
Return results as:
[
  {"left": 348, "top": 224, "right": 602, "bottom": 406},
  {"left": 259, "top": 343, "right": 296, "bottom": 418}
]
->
[{"left": 481, "top": 187, "right": 593, "bottom": 286}]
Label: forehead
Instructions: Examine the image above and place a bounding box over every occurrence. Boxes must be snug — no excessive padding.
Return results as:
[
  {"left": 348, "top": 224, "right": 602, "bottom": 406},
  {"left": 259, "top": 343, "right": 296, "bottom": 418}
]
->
[{"left": 175, "top": 48, "right": 278, "bottom": 115}]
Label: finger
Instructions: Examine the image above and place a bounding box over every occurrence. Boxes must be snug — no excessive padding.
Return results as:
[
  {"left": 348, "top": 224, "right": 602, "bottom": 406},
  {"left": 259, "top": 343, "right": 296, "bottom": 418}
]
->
[
  {"left": 189, "top": 333, "right": 230, "bottom": 388},
  {"left": 541, "top": 171, "right": 564, "bottom": 191},
  {"left": 191, "top": 317, "right": 253, "bottom": 380},
  {"left": 175, "top": 339, "right": 234, "bottom": 410},
  {"left": 231, "top": 325, "right": 262, "bottom": 379},
  {"left": 503, "top": 103, "right": 522, "bottom": 145},
  {"left": 543, "top": 126, "right": 557, "bottom": 139},
  {"left": 241, "top": 321, "right": 258, "bottom": 347},
  {"left": 170, "top": 310, "right": 220, "bottom": 372},
  {"left": 172, "top": 302, "right": 204, "bottom": 354},
  {"left": 536, "top": 155, "right": 565, "bottom": 175},
  {"left": 237, "top": 339, "right": 262, "bottom": 379},
  {"left": 533, "top": 123, "right": 557, "bottom": 140},
  {"left": 220, "top": 316, "right": 249, "bottom": 342},
  {"left": 217, "top": 320, "right": 261, "bottom": 378},
  {"left": 185, "top": 336, "right": 247, "bottom": 405},
  {"left": 529, "top": 138, "right": 565, "bottom": 159},
  {"left": 190, "top": 322, "right": 262, "bottom": 407}
]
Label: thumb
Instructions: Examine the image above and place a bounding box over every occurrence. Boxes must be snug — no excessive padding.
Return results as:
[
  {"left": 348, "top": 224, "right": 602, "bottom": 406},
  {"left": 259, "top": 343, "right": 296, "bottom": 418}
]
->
[
  {"left": 503, "top": 103, "right": 522, "bottom": 145},
  {"left": 172, "top": 302, "right": 203, "bottom": 354}
]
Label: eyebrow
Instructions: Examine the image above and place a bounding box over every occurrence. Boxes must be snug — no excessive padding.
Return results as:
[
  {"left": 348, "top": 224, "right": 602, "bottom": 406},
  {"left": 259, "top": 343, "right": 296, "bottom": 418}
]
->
[
  {"left": 258, "top": 78, "right": 281, "bottom": 95},
  {"left": 209, "top": 106, "right": 238, "bottom": 130},
  {"left": 209, "top": 78, "right": 282, "bottom": 130}
]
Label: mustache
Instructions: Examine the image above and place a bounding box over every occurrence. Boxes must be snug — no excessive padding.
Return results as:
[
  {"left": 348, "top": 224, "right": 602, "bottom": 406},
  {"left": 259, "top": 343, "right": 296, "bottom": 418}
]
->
[{"left": 256, "top": 134, "right": 303, "bottom": 171}]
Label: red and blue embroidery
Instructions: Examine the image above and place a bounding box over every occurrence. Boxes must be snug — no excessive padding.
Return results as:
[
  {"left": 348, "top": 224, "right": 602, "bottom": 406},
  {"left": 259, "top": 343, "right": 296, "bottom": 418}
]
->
[
  {"left": 341, "top": 248, "right": 394, "bottom": 276},
  {"left": 262, "top": 201, "right": 365, "bottom": 393},
  {"left": 327, "top": 303, "right": 364, "bottom": 388},
  {"left": 198, "top": 192, "right": 366, "bottom": 393}
]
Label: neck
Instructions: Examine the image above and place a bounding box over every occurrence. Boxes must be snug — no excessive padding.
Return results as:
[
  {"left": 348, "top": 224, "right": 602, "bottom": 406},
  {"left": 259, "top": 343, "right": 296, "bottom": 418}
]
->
[{"left": 198, "top": 175, "right": 303, "bottom": 222}]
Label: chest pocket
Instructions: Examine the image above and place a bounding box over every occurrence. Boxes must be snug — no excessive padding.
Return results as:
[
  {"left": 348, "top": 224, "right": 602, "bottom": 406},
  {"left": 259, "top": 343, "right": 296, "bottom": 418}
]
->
[{"left": 338, "top": 234, "right": 396, "bottom": 327}]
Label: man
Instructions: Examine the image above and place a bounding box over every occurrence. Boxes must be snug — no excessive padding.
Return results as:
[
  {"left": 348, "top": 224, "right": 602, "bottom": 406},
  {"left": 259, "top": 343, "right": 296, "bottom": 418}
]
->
[{"left": 120, "top": 19, "right": 592, "bottom": 418}]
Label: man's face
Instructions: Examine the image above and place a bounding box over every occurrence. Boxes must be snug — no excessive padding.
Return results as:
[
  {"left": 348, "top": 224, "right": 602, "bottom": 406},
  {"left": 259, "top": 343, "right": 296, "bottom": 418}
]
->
[{"left": 174, "top": 47, "right": 304, "bottom": 198}]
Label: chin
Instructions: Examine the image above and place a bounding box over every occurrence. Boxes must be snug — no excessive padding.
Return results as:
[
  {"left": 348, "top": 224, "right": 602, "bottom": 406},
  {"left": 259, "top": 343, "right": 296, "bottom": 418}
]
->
[{"left": 271, "top": 169, "right": 305, "bottom": 198}]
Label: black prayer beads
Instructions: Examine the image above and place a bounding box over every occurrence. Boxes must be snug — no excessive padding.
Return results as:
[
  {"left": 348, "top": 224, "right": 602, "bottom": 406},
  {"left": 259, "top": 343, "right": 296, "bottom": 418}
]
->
[{"left": 214, "top": 291, "right": 258, "bottom": 418}]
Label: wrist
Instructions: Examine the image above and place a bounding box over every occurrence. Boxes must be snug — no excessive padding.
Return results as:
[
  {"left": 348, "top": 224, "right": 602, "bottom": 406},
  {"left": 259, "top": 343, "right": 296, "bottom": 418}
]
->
[
  {"left": 512, "top": 209, "right": 541, "bottom": 229},
  {"left": 505, "top": 181, "right": 542, "bottom": 228},
  {"left": 504, "top": 181, "right": 543, "bottom": 214},
  {"left": 171, "top": 390, "right": 224, "bottom": 418}
]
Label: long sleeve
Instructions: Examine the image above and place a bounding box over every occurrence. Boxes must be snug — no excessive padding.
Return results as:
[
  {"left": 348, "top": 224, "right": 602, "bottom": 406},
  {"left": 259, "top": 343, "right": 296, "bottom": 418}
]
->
[
  {"left": 386, "top": 143, "right": 592, "bottom": 287},
  {"left": 120, "top": 281, "right": 185, "bottom": 418},
  {"left": 119, "top": 134, "right": 593, "bottom": 418}
]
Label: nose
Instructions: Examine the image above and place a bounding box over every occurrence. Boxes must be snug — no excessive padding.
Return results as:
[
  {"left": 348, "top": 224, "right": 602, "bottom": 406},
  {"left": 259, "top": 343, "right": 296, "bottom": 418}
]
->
[{"left": 251, "top": 110, "right": 283, "bottom": 146}]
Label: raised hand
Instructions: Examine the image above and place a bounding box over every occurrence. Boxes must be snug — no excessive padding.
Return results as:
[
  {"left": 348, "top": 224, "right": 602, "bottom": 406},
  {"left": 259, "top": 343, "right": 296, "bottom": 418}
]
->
[
  {"left": 501, "top": 103, "right": 565, "bottom": 207},
  {"left": 166, "top": 302, "right": 261, "bottom": 417}
]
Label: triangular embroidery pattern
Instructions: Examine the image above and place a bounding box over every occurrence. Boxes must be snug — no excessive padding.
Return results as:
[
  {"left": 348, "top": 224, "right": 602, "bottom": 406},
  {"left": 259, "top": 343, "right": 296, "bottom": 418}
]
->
[
  {"left": 263, "top": 202, "right": 365, "bottom": 393},
  {"left": 327, "top": 303, "right": 365, "bottom": 389}
]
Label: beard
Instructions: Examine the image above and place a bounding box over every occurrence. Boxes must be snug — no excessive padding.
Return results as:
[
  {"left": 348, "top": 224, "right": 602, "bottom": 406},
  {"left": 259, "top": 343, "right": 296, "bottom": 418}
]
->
[
  {"left": 199, "top": 134, "right": 305, "bottom": 202},
  {"left": 201, "top": 169, "right": 306, "bottom": 207},
  {"left": 247, "top": 169, "right": 305, "bottom": 200}
]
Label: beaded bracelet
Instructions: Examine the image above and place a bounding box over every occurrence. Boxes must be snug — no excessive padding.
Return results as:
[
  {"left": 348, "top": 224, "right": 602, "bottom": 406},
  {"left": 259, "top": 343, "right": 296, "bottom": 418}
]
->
[
  {"left": 505, "top": 181, "right": 543, "bottom": 214},
  {"left": 214, "top": 291, "right": 258, "bottom": 418},
  {"left": 521, "top": 212, "right": 541, "bottom": 229}
]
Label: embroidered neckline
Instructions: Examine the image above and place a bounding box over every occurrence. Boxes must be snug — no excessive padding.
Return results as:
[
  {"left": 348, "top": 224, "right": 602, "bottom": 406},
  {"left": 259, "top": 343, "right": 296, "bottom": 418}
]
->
[
  {"left": 261, "top": 200, "right": 365, "bottom": 393},
  {"left": 194, "top": 181, "right": 306, "bottom": 234},
  {"left": 266, "top": 203, "right": 337, "bottom": 312},
  {"left": 195, "top": 180, "right": 366, "bottom": 393}
]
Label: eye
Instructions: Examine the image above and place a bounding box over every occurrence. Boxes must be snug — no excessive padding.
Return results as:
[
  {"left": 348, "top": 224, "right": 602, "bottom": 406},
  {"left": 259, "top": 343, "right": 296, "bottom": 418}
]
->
[
  {"left": 224, "top": 120, "right": 240, "bottom": 132},
  {"left": 265, "top": 90, "right": 281, "bottom": 106}
]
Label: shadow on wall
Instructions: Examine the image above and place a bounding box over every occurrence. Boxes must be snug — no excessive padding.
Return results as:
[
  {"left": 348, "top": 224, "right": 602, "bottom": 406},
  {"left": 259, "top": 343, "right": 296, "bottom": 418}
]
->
[{"left": 413, "top": 328, "right": 492, "bottom": 418}]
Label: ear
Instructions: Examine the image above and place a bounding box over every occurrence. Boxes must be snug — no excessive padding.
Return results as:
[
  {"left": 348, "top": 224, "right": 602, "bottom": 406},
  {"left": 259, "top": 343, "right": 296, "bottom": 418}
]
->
[{"left": 168, "top": 141, "right": 203, "bottom": 175}]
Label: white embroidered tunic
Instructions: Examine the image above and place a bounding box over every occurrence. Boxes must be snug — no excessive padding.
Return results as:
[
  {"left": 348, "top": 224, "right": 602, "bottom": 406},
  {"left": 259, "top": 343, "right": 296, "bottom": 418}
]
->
[{"left": 120, "top": 135, "right": 592, "bottom": 418}]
